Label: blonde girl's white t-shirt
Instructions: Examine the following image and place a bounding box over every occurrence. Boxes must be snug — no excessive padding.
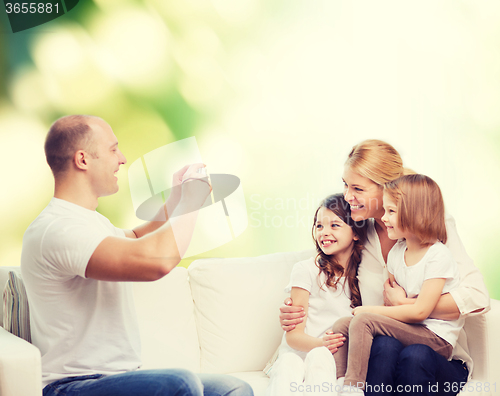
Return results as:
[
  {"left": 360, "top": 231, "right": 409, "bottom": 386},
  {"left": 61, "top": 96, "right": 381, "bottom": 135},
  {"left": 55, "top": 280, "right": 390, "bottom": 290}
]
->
[
  {"left": 387, "top": 240, "right": 465, "bottom": 348},
  {"left": 21, "top": 198, "right": 142, "bottom": 388},
  {"left": 356, "top": 216, "right": 489, "bottom": 379},
  {"left": 277, "top": 257, "right": 353, "bottom": 360},
  {"left": 357, "top": 216, "right": 490, "bottom": 315}
]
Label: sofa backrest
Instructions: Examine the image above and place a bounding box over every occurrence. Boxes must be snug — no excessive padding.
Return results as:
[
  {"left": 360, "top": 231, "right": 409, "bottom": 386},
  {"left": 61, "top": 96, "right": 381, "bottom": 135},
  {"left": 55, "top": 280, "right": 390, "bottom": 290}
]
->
[
  {"left": 0, "top": 265, "right": 201, "bottom": 373},
  {"left": 188, "top": 249, "right": 315, "bottom": 374},
  {"left": 2, "top": 260, "right": 497, "bottom": 381},
  {"left": 133, "top": 267, "right": 201, "bottom": 373},
  {"left": 186, "top": 252, "right": 495, "bottom": 381}
]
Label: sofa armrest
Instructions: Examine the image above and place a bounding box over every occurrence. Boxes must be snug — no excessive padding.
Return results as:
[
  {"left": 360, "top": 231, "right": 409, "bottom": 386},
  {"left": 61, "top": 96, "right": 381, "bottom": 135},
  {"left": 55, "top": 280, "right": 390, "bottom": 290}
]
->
[
  {"left": 459, "top": 298, "right": 500, "bottom": 396},
  {"left": 0, "top": 327, "right": 42, "bottom": 396},
  {"left": 484, "top": 299, "right": 500, "bottom": 383}
]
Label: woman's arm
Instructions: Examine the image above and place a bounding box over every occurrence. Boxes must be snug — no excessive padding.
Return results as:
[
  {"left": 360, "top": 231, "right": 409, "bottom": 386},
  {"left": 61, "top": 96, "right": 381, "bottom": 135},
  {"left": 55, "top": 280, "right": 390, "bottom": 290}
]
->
[
  {"left": 279, "top": 298, "right": 306, "bottom": 331},
  {"left": 354, "top": 278, "right": 446, "bottom": 323},
  {"left": 383, "top": 279, "right": 461, "bottom": 320},
  {"left": 286, "top": 287, "right": 324, "bottom": 352},
  {"left": 285, "top": 287, "right": 346, "bottom": 353},
  {"left": 279, "top": 297, "right": 348, "bottom": 352},
  {"left": 444, "top": 215, "right": 490, "bottom": 316}
]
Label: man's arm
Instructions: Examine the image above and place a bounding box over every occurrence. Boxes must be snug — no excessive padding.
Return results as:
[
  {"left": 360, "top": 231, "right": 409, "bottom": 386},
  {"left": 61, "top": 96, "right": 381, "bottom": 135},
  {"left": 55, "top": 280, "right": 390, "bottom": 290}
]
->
[
  {"left": 86, "top": 223, "right": 180, "bottom": 281},
  {"left": 86, "top": 170, "right": 211, "bottom": 282}
]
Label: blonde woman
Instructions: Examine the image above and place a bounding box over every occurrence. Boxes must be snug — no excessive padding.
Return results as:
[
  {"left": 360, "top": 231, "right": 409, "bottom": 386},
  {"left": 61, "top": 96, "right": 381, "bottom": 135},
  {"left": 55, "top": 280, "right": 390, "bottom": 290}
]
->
[{"left": 279, "top": 140, "right": 490, "bottom": 396}]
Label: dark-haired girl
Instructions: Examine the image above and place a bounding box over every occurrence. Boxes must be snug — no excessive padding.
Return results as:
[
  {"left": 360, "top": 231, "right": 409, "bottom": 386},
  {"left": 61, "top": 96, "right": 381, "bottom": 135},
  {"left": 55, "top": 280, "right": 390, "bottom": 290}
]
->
[{"left": 265, "top": 194, "right": 367, "bottom": 396}]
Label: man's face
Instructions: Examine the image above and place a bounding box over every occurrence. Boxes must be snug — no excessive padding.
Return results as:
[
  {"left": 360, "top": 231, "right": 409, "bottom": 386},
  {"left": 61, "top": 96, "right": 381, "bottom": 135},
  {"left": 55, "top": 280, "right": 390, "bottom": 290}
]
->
[{"left": 86, "top": 119, "right": 127, "bottom": 197}]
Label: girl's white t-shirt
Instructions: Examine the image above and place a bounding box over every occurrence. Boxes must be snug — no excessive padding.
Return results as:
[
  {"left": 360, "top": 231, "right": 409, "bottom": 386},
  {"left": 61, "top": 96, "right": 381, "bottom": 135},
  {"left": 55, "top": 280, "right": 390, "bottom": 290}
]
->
[
  {"left": 387, "top": 240, "right": 465, "bottom": 348},
  {"left": 278, "top": 257, "right": 353, "bottom": 360},
  {"left": 357, "top": 216, "right": 487, "bottom": 378}
]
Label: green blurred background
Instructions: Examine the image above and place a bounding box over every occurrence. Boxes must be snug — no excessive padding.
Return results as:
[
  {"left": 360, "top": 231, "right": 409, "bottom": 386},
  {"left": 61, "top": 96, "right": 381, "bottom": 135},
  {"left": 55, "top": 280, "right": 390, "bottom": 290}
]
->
[{"left": 0, "top": 0, "right": 499, "bottom": 299}]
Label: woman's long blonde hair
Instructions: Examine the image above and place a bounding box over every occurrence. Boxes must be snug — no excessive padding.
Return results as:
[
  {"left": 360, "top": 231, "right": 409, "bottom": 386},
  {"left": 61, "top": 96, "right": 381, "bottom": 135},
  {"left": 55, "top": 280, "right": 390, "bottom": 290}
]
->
[{"left": 345, "top": 139, "right": 412, "bottom": 186}]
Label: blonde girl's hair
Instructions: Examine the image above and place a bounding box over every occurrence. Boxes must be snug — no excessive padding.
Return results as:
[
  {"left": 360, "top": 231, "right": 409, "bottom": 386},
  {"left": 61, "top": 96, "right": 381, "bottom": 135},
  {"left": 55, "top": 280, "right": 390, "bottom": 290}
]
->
[
  {"left": 384, "top": 174, "right": 447, "bottom": 245},
  {"left": 312, "top": 194, "right": 368, "bottom": 308},
  {"left": 345, "top": 139, "right": 414, "bottom": 186}
]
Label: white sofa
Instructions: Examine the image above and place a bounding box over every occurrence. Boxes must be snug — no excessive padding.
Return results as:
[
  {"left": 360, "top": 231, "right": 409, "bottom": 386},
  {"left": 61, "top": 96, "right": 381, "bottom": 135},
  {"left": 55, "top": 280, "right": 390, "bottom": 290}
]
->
[{"left": 1, "top": 250, "right": 499, "bottom": 396}]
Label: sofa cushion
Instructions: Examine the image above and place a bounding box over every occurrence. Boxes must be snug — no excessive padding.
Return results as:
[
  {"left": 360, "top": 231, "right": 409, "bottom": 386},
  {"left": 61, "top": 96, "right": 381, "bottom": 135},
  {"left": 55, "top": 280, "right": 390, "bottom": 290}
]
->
[
  {"left": 2, "top": 270, "right": 31, "bottom": 343},
  {"left": 188, "top": 250, "right": 314, "bottom": 374},
  {"left": 133, "top": 267, "right": 200, "bottom": 372},
  {"left": 228, "top": 371, "right": 271, "bottom": 396}
]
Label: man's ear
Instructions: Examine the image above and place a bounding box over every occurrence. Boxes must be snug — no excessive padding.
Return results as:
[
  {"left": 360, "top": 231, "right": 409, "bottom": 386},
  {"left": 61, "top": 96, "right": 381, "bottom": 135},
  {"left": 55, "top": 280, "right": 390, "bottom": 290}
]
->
[{"left": 74, "top": 150, "right": 89, "bottom": 170}]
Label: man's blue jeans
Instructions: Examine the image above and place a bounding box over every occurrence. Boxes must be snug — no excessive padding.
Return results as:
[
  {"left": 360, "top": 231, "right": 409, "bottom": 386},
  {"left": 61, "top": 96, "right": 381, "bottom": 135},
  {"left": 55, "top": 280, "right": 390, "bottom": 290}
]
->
[
  {"left": 42, "top": 369, "right": 254, "bottom": 396},
  {"left": 365, "top": 336, "right": 469, "bottom": 396}
]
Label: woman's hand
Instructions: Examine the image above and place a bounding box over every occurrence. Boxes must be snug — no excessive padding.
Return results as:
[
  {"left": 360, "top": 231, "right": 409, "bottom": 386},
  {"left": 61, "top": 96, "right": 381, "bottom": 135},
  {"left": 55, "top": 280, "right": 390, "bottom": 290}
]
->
[
  {"left": 279, "top": 297, "right": 306, "bottom": 331},
  {"left": 352, "top": 306, "right": 376, "bottom": 316},
  {"left": 383, "top": 279, "right": 408, "bottom": 306},
  {"left": 321, "top": 330, "right": 346, "bottom": 354}
]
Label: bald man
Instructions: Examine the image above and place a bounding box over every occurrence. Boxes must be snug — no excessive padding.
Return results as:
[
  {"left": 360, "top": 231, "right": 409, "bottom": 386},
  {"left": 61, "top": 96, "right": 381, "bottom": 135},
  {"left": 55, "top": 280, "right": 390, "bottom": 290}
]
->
[{"left": 21, "top": 115, "right": 253, "bottom": 396}]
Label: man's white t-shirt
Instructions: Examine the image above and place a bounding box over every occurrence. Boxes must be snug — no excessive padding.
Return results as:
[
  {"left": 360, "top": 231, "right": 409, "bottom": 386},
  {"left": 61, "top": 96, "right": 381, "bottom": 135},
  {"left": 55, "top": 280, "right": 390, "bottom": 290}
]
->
[
  {"left": 387, "top": 240, "right": 465, "bottom": 348},
  {"left": 277, "top": 257, "right": 353, "bottom": 360},
  {"left": 21, "top": 198, "right": 141, "bottom": 388}
]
